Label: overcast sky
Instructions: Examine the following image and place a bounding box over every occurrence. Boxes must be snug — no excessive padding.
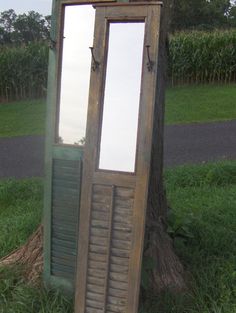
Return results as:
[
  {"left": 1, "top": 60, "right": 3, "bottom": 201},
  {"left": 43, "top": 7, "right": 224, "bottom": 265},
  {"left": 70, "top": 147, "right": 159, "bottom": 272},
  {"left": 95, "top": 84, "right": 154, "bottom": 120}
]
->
[{"left": 0, "top": 0, "right": 52, "bottom": 16}]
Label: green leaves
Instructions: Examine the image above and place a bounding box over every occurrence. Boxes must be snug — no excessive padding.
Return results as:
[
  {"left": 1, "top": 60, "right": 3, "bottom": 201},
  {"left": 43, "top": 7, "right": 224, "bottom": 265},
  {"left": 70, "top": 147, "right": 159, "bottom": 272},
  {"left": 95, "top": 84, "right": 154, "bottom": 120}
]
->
[
  {"left": 171, "top": 0, "right": 233, "bottom": 31},
  {"left": 169, "top": 29, "right": 236, "bottom": 85},
  {"left": 0, "top": 9, "right": 50, "bottom": 45},
  {"left": 0, "top": 42, "right": 48, "bottom": 102}
]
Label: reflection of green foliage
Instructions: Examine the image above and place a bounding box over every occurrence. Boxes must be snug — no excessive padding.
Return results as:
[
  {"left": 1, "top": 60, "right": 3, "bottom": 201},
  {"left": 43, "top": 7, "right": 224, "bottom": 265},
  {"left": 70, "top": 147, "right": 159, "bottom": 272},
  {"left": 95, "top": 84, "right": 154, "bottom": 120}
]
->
[{"left": 74, "top": 137, "right": 85, "bottom": 146}]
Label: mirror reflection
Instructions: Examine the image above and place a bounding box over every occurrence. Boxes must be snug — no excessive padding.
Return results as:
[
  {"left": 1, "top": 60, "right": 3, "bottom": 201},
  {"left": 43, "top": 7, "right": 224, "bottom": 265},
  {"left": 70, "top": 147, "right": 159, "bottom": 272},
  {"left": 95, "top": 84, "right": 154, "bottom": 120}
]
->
[
  {"left": 99, "top": 22, "right": 145, "bottom": 172},
  {"left": 58, "top": 5, "right": 95, "bottom": 145}
]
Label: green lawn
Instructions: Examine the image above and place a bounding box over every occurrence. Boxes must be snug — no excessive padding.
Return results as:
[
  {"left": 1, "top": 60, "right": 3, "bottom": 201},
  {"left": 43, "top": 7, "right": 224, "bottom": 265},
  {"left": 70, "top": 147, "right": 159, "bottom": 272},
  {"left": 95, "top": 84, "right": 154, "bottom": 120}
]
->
[
  {"left": 153, "top": 161, "right": 236, "bottom": 313},
  {"left": 0, "top": 84, "right": 235, "bottom": 139},
  {"left": 165, "top": 84, "right": 236, "bottom": 125},
  {"left": 0, "top": 179, "right": 43, "bottom": 259},
  {"left": 0, "top": 161, "right": 236, "bottom": 312},
  {"left": 0, "top": 99, "right": 46, "bottom": 137}
]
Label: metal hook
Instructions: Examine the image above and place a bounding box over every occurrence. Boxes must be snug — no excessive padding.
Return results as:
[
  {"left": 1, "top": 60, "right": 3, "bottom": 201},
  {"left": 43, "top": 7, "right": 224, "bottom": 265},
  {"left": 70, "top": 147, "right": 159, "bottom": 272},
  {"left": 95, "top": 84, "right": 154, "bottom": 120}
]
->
[
  {"left": 146, "top": 45, "right": 154, "bottom": 72},
  {"left": 89, "top": 47, "right": 99, "bottom": 71}
]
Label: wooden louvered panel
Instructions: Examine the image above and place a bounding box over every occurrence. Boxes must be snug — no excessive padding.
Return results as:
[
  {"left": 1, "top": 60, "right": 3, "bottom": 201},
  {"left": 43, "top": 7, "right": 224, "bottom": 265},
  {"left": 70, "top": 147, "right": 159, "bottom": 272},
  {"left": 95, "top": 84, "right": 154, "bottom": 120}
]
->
[
  {"left": 51, "top": 158, "right": 81, "bottom": 282},
  {"left": 53, "top": 158, "right": 80, "bottom": 168},
  {"left": 87, "top": 284, "right": 105, "bottom": 295},
  {"left": 86, "top": 308, "right": 103, "bottom": 313},
  {"left": 52, "top": 213, "right": 76, "bottom": 223},
  {"left": 52, "top": 237, "right": 76, "bottom": 248},
  {"left": 52, "top": 179, "right": 79, "bottom": 189},
  {"left": 52, "top": 244, "right": 76, "bottom": 256},
  {"left": 87, "top": 292, "right": 104, "bottom": 302},
  {"left": 85, "top": 184, "right": 112, "bottom": 310},
  {"left": 108, "top": 288, "right": 127, "bottom": 299},
  {"left": 105, "top": 187, "right": 133, "bottom": 313},
  {"left": 51, "top": 270, "right": 75, "bottom": 280},
  {"left": 52, "top": 225, "right": 76, "bottom": 236},
  {"left": 80, "top": 184, "right": 134, "bottom": 313}
]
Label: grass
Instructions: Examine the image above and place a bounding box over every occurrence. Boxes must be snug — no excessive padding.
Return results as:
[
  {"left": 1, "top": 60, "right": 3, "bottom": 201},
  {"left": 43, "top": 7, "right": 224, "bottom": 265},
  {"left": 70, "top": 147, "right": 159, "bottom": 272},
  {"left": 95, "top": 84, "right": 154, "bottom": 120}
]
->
[
  {"left": 0, "top": 84, "right": 236, "bottom": 139},
  {"left": 0, "top": 178, "right": 72, "bottom": 313},
  {"left": 0, "top": 267, "right": 73, "bottom": 313},
  {"left": 165, "top": 84, "right": 236, "bottom": 125},
  {"left": 0, "top": 179, "right": 43, "bottom": 258},
  {"left": 142, "top": 161, "right": 236, "bottom": 313},
  {"left": 0, "top": 99, "right": 46, "bottom": 138},
  {"left": 0, "top": 161, "right": 236, "bottom": 312}
]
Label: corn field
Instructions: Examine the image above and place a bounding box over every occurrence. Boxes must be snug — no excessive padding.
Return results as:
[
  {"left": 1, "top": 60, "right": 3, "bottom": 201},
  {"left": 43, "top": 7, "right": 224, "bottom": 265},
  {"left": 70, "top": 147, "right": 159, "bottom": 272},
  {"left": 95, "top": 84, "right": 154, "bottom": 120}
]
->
[
  {"left": 0, "top": 42, "right": 48, "bottom": 103},
  {"left": 169, "top": 29, "right": 236, "bottom": 86},
  {"left": 0, "top": 30, "right": 236, "bottom": 102}
]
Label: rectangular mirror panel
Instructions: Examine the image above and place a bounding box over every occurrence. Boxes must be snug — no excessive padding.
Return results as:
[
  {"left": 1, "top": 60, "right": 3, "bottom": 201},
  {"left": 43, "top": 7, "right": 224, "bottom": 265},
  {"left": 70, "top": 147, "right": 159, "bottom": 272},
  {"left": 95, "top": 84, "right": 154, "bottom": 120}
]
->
[
  {"left": 98, "top": 22, "right": 145, "bottom": 172},
  {"left": 58, "top": 5, "right": 95, "bottom": 145}
]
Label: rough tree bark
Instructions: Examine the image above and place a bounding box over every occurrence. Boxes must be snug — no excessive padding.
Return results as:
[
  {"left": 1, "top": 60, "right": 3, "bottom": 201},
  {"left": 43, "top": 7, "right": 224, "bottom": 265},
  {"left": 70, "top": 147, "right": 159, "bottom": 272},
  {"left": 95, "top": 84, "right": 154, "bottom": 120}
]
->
[
  {"left": 0, "top": 225, "right": 43, "bottom": 282},
  {"left": 144, "top": 0, "right": 186, "bottom": 294}
]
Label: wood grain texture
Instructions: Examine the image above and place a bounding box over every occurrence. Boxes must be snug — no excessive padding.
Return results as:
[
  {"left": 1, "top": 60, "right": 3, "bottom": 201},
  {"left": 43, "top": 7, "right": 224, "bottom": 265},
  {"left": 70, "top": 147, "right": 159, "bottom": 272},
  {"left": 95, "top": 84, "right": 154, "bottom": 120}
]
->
[
  {"left": 126, "top": 5, "right": 161, "bottom": 313},
  {"left": 78, "top": 184, "right": 134, "bottom": 313},
  {"left": 75, "top": 3, "right": 161, "bottom": 313}
]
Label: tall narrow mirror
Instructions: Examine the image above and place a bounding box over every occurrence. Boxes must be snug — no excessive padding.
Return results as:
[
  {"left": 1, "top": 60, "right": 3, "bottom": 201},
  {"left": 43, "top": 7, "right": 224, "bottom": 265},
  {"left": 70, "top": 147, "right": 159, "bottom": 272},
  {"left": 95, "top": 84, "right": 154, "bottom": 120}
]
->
[
  {"left": 58, "top": 5, "right": 95, "bottom": 145},
  {"left": 99, "top": 22, "right": 145, "bottom": 172}
]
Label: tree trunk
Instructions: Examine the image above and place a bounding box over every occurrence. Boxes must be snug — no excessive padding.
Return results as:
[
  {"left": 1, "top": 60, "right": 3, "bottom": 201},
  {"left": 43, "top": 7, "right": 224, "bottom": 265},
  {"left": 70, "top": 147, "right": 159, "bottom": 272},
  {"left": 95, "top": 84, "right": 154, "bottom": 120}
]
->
[
  {"left": 144, "top": 0, "right": 186, "bottom": 294},
  {"left": 0, "top": 225, "right": 43, "bottom": 283}
]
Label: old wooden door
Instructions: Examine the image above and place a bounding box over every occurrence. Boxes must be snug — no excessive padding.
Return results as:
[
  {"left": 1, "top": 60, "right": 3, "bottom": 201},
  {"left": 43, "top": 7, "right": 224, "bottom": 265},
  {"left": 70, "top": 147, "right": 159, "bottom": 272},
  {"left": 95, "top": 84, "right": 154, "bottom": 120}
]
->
[{"left": 75, "top": 3, "right": 161, "bottom": 313}]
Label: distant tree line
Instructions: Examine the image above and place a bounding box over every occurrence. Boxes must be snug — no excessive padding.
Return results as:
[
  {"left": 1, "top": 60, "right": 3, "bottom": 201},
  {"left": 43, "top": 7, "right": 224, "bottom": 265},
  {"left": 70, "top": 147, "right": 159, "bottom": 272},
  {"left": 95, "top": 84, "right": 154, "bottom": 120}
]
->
[
  {"left": 0, "top": 9, "right": 50, "bottom": 45},
  {"left": 171, "top": 0, "right": 236, "bottom": 31}
]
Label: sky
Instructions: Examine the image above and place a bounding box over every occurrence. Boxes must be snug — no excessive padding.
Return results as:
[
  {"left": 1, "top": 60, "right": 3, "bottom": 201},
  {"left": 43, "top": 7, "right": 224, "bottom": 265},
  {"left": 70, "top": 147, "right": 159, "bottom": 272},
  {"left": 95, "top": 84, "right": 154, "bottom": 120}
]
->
[{"left": 0, "top": 0, "right": 52, "bottom": 16}]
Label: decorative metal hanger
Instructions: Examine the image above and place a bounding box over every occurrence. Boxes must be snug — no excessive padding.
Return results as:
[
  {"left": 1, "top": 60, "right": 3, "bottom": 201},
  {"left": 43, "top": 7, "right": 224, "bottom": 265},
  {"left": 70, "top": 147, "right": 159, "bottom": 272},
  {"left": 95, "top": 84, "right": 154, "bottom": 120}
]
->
[
  {"left": 89, "top": 47, "right": 100, "bottom": 71},
  {"left": 146, "top": 45, "right": 154, "bottom": 72}
]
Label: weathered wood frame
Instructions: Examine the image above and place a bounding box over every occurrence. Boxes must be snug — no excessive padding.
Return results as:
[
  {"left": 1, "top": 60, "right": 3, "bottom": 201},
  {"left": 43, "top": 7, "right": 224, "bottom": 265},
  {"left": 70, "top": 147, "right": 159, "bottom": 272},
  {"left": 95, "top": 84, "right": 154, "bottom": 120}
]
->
[
  {"left": 43, "top": 0, "right": 126, "bottom": 294},
  {"left": 44, "top": 0, "right": 116, "bottom": 292},
  {"left": 43, "top": 0, "right": 161, "bottom": 299},
  {"left": 74, "top": 3, "right": 161, "bottom": 313}
]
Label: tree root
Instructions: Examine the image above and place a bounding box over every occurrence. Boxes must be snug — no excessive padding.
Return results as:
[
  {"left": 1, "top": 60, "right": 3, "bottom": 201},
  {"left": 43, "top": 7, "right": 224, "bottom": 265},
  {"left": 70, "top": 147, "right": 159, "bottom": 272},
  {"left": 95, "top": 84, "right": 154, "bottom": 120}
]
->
[
  {"left": 145, "top": 218, "right": 187, "bottom": 294},
  {"left": 0, "top": 220, "right": 186, "bottom": 294},
  {"left": 0, "top": 225, "right": 43, "bottom": 283}
]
